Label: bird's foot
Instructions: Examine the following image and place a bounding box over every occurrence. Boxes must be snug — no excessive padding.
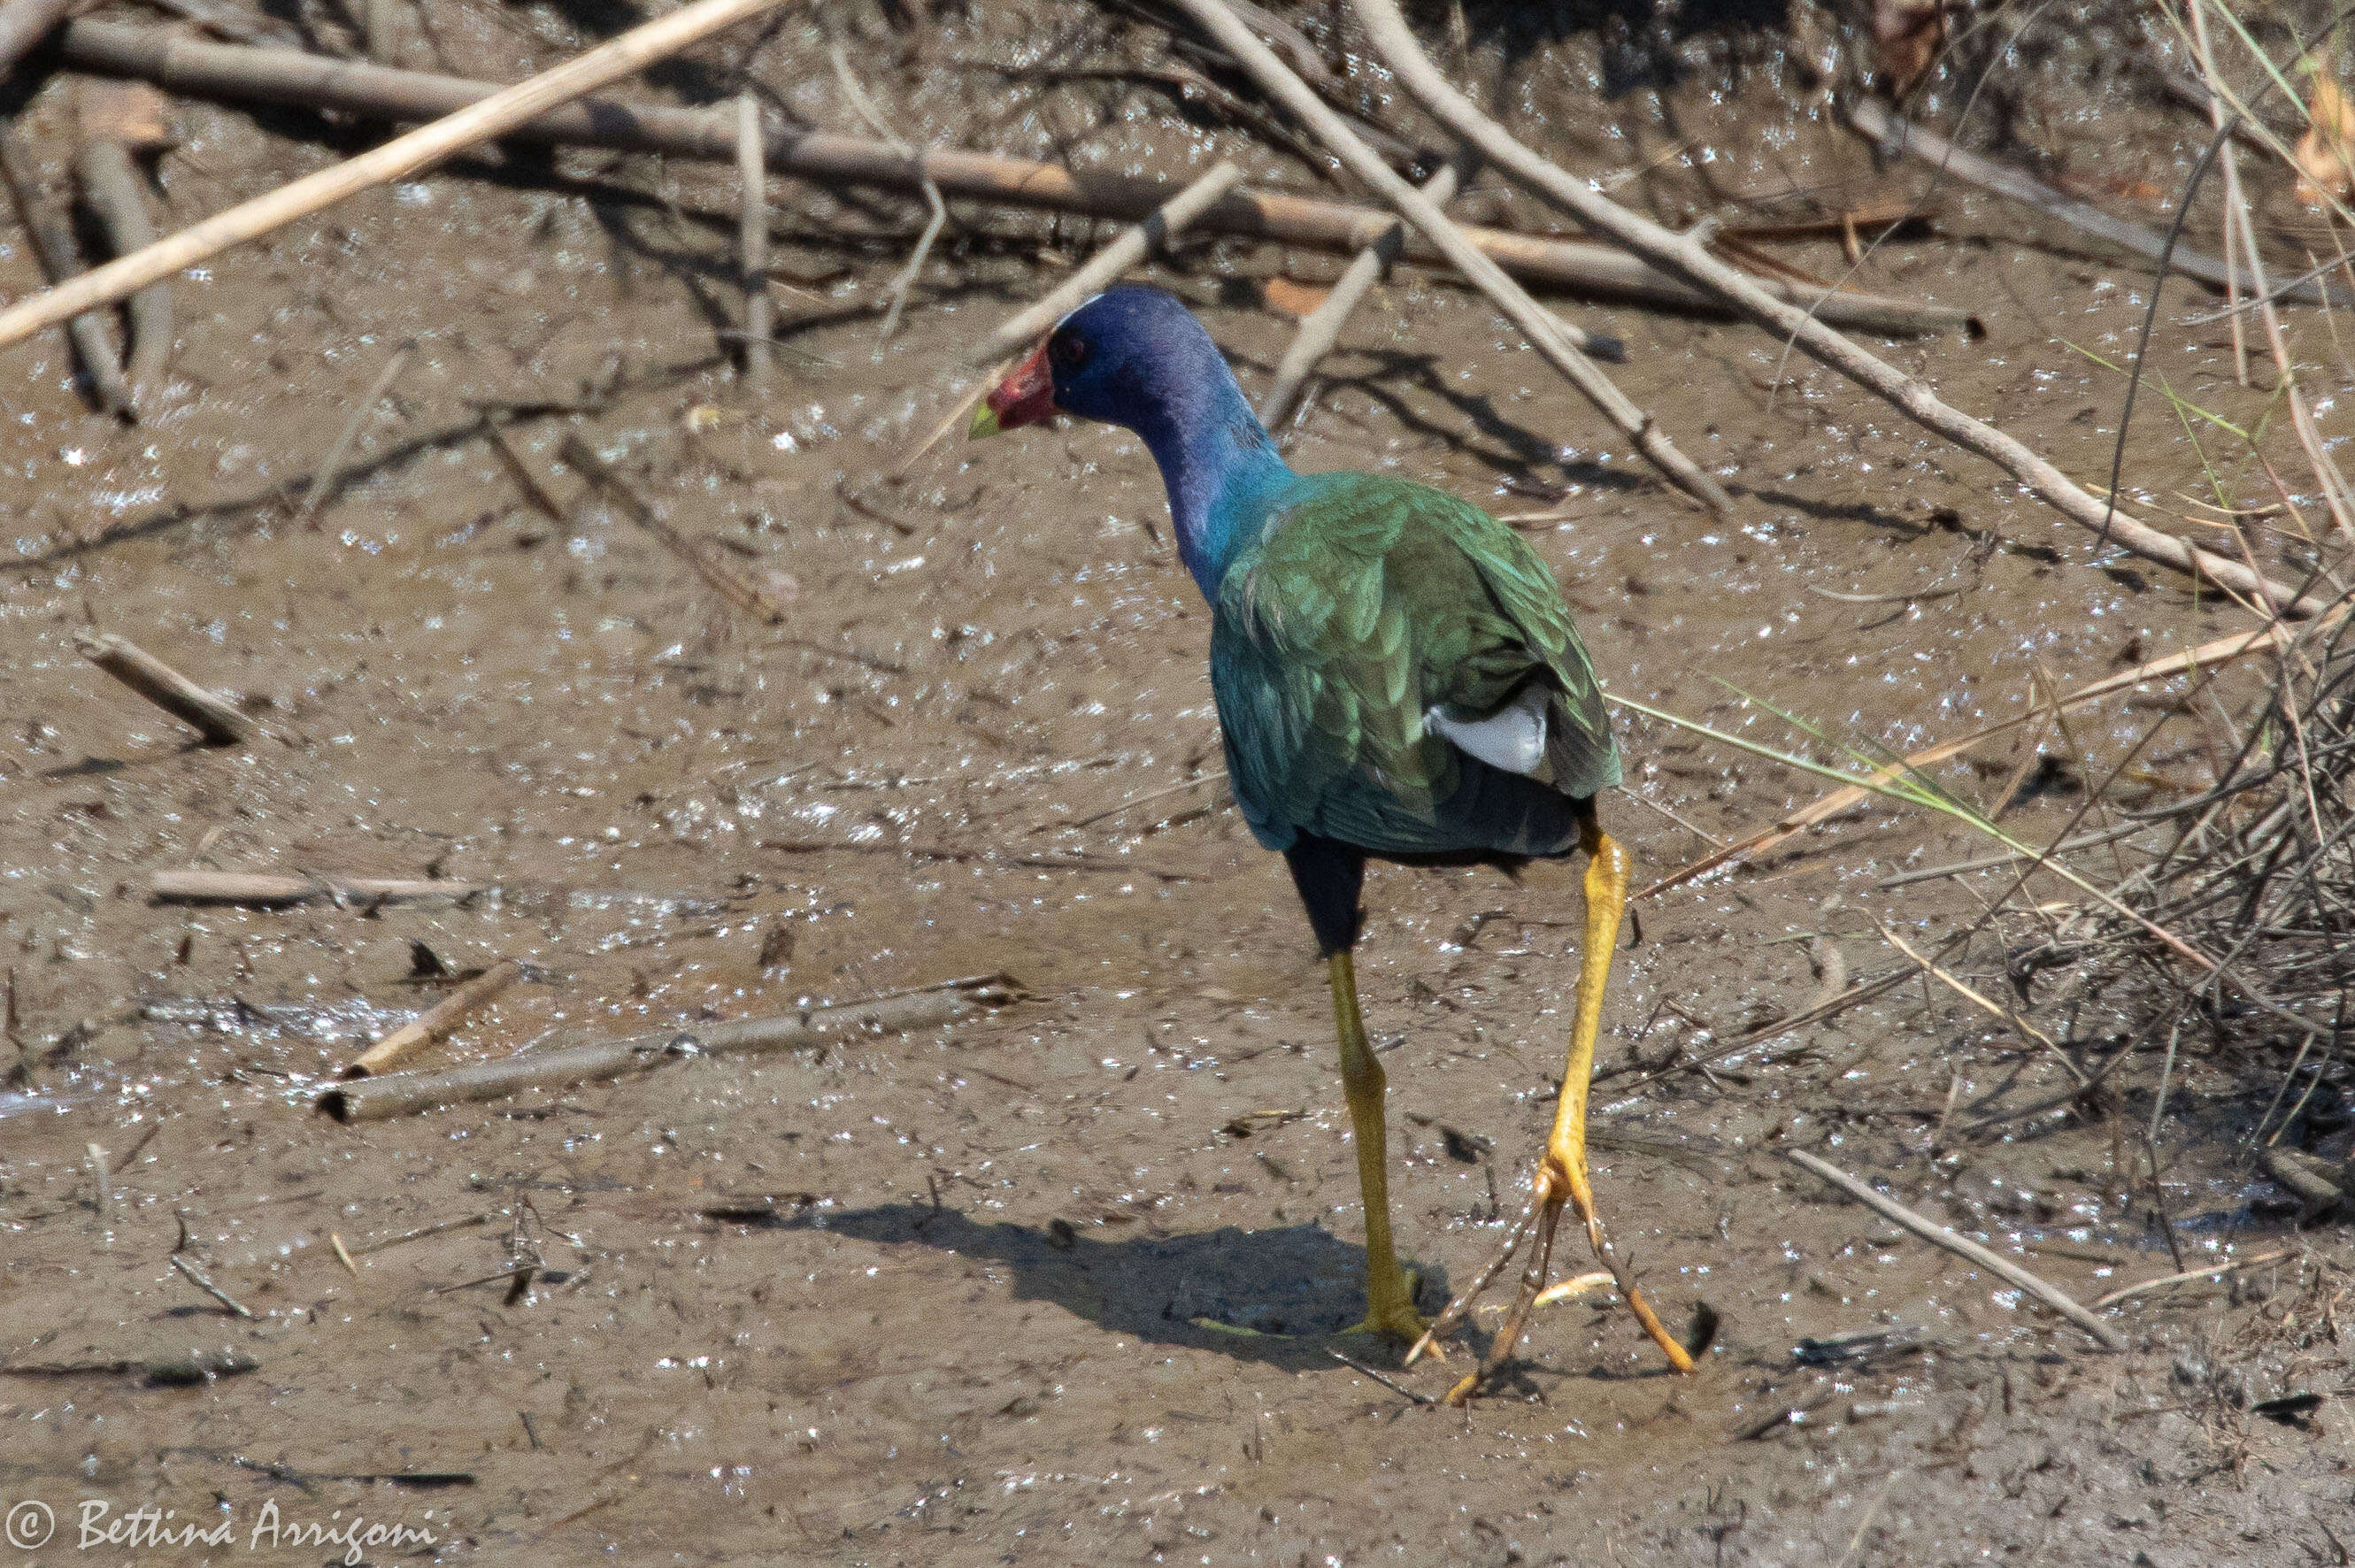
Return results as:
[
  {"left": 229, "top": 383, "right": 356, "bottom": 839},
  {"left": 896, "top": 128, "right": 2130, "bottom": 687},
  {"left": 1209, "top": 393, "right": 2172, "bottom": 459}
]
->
[
  {"left": 1403, "top": 1172, "right": 1554, "bottom": 1365},
  {"left": 1337, "top": 1267, "right": 1432, "bottom": 1348}
]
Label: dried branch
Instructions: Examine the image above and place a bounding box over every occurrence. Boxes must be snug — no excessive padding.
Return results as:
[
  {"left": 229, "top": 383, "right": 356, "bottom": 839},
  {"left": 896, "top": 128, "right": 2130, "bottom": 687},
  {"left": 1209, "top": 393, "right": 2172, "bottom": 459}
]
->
[
  {"left": 0, "top": 0, "right": 797, "bottom": 351},
  {"left": 56, "top": 22, "right": 1969, "bottom": 335},
  {"left": 1351, "top": 0, "right": 2322, "bottom": 614},
  {"left": 76, "top": 631, "right": 251, "bottom": 745},
  {"left": 1167, "top": 0, "right": 1731, "bottom": 514},
  {"left": 1259, "top": 150, "right": 1472, "bottom": 431},
  {"left": 1785, "top": 1149, "right": 2125, "bottom": 1349},
  {"left": 971, "top": 161, "right": 1244, "bottom": 363}
]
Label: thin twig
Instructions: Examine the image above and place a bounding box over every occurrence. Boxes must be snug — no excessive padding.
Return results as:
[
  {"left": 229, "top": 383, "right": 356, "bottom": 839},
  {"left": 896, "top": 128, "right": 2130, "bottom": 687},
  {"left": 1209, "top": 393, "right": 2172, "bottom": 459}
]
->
[
  {"left": 1783, "top": 1149, "right": 2125, "bottom": 1349},
  {"left": 1875, "top": 918, "right": 2085, "bottom": 1084},
  {"left": 73, "top": 113, "right": 173, "bottom": 399},
  {"left": 169, "top": 1251, "right": 257, "bottom": 1318},
  {"left": 345, "top": 957, "right": 528, "bottom": 1078},
  {"left": 2089, "top": 1248, "right": 2295, "bottom": 1311},
  {"left": 829, "top": 43, "right": 943, "bottom": 344},
  {"left": 0, "top": 123, "right": 135, "bottom": 418},
  {"left": 76, "top": 630, "right": 252, "bottom": 746},
  {"left": 1259, "top": 150, "right": 1475, "bottom": 430},
  {"left": 1327, "top": 1349, "right": 1434, "bottom": 1404},
  {"left": 1172, "top": 0, "right": 1729, "bottom": 513},
  {"left": 735, "top": 92, "right": 773, "bottom": 383},
  {"left": 1352, "top": 0, "right": 2320, "bottom": 613},
  {"left": 971, "top": 161, "right": 1245, "bottom": 364},
  {"left": 299, "top": 339, "right": 413, "bottom": 521},
  {"left": 0, "top": 0, "right": 797, "bottom": 350},
  {"left": 561, "top": 434, "right": 796, "bottom": 623},
  {"left": 1845, "top": 97, "right": 2328, "bottom": 305}
]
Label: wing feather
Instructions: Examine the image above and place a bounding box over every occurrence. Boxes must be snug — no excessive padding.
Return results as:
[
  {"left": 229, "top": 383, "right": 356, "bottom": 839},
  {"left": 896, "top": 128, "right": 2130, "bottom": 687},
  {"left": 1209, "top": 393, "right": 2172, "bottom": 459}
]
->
[{"left": 1209, "top": 473, "right": 1619, "bottom": 857}]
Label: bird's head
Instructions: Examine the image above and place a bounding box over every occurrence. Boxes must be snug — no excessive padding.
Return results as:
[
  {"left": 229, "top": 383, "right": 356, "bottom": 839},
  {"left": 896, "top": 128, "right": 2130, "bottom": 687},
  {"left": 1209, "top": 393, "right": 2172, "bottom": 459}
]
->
[{"left": 969, "top": 286, "right": 1222, "bottom": 440}]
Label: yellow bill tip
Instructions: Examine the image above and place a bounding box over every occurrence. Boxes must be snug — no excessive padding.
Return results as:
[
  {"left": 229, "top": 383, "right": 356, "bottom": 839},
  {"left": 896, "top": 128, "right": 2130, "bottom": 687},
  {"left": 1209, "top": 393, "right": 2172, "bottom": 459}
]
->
[{"left": 967, "top": 402, "right": 1001, "bottom": 440}]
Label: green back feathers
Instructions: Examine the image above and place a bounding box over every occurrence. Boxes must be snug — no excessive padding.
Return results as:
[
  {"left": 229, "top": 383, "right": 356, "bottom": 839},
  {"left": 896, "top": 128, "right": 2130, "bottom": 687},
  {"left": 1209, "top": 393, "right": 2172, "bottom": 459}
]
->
[{"left": 1209, "top": 472, "right": 1619, "bottom": 857}]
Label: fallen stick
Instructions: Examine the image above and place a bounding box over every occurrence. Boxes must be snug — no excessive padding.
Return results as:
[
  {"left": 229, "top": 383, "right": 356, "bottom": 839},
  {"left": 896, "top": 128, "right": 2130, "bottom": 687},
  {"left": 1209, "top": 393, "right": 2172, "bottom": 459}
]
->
[
  {"left": 827, "top": 42, "right": 940, "bottom": 342},
  {"left": 970, "top": 160, "right": 1245, "bottom": 364},
  {"left": 1632, "top": 595, "right": 2355, "bottom": 897},
  {"left": 1259, "top": 150, "right": 1470, "bottom": 430},
  {"left": 0, "top": 127, "right": 135, "bottom": 419},
  {"left": 76, "top": 630, "right": 250, "bottom": 745},
  {"left": 0, "top": 0, "right": 72, "bottom": 77},
  {"left": 343, "top": 957, "right": 526, "bottom": 1078},
  {"left": 73, "top": 145, "right": 168, "bottom": 396},
  {"left": 758, "top": 836, "right": 1204, "bottom": 880},
  {"left": 558, "top": 434, "right": 795, "bottom": 623},
  {"left": 1875, "top": 820, "right": 2155, "bottom": 888},
  {"left": 150, "top": 869, "right": 478, "bottom": 903},
  {"left": 73, "top": 87, "right": 174, "bottom": 400},
  {"left": 319, "top": 980, "right": 1014, "bottom": 1121},
  {"left": 2089, "top": 1247, "right": 2294, "bottom": 1311},
  {"left": 1783, "top": 1149, "right": 2126, "bottom": 1349},
  {"left": 1167, "top": 0, "right": 1731, "bottom": 515},
  {"left": 50, "top": 21, "right": 1972, "bottom": 339},
  {"left": 1874, "top": 917, "right": 2082, "bottom": 1084},
  {"left": 1846, "top": 98, "right": 2335, "bottom": 309},
  {"left": 299, "top": 338, "right": 412, "bottom": 521},
  {"left": 1352, "top": 0, "right": 2318, "bottom": 615},
  {"left": 364, "top": 0, "right": 396, "bottom": 65},
  {"left": 0, "top": 0, "right": 792, "bottom": 352},
  {"left": 735, "top": 92, "right": 772, "bottom": 384},
  {"left": 168, "top": 1250, "right": 256, "bottom": 1317}
]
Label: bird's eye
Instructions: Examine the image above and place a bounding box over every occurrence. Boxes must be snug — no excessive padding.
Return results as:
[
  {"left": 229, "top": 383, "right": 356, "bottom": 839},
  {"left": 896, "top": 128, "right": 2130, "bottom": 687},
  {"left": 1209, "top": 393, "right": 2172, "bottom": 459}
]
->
[{"left": 1052, "top": 335, "right": 1089, "bottom": 368}]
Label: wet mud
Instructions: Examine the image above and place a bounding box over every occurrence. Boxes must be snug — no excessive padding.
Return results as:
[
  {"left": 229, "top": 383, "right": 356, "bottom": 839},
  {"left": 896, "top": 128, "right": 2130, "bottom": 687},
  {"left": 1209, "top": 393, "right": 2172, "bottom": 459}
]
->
[{"left": 2, "top": 4, "right": 2347, "bottom": 1564}]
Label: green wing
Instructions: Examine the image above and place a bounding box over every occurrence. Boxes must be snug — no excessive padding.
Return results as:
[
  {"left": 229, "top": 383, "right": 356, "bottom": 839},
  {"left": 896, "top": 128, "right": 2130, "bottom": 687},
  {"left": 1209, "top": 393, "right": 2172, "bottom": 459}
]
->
[{"left": 1209, "top": 472, "right": 1619, "bottom": 857}]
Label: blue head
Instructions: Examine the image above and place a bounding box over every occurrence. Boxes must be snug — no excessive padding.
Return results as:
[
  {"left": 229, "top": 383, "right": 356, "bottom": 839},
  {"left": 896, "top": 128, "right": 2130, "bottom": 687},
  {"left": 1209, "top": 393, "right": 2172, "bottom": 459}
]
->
[{"left": 975, "top": 286, "right": 1290, "bottom": 596}]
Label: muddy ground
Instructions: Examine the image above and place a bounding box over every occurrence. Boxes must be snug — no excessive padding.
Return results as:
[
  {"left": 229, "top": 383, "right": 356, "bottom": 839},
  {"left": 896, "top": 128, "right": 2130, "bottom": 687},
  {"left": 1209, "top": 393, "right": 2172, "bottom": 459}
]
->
[{"left": 3, "top": 3, "right": 2350, "bottom": 1564}]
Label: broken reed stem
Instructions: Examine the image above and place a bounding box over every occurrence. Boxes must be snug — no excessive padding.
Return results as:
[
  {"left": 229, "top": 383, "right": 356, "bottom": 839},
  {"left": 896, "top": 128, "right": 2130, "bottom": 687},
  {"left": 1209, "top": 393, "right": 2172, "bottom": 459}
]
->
[
  {"left": 54, "top": 22, "right": 1968, "bottom": 335},
  {"left": 87, "top": 1142, "right": 111, "bottom": 1220},
  {"left": 2089, "top": 1247, "right": 2295, "bottom": 1311},
  {"left": 558, "top": 433, "right": 795, "bottom": 622},
  {"left": 827, "top": 42, "right": 943, "bottom": 344},
  {"left": 1874, "top": 918, "right": 2084, "bottom": 1084},
  {"left": 319, "top": 980, "right": 1015, "bottom": 1122},
  {"left": 0, "top": 0, "right": 794, "bottom": 351},
  {"left": 150, "top": 869, "right": 480, "bottom": 903},
  {"left": 0, "top": 125, "right": 135, "bottom": 419},
  {"left": 736, "top": 92, "right": 773, "bottom": 384},
  {"left": 1259, "top": 151, "right": 1470, "bottom": 431},
  {"left": 364, "top": 0, "right": 396, "bottom": 64},
  {"left": 299, "top": 338, "right": 413, "bottom": 521},
  {"left": 2183, "top": 2, "right": 2250, "bottom": 386},
  {"left": 169, "top": 1250, "right": 257, "bottom": 1318},
  {"left": 971, "top": 161, "right": 1245, "bottom": 363},
  {"left": 0, "top": 0, "right": 73, "bottom": 74},
  {"left": 75, "top": 630, "right": 251, "bottom": 745},
  {"left": 344, "top": 957, "right": 527, "bottom": 1077},
  {"left": 1845, "top": 98, "right": 2331, "bottom": 307},
  {"left": 1783, "top": 1149, "right": 2126, "bottom": 1349},
  {"left": 73, "top": 139, "right": 172, "bottom": 401},
  {"left": 1172, "top": 0, "right": 1732, "bottom": 514},
  {"left": 1353, "top": 0, "right": 2319, "bottom": 614}
]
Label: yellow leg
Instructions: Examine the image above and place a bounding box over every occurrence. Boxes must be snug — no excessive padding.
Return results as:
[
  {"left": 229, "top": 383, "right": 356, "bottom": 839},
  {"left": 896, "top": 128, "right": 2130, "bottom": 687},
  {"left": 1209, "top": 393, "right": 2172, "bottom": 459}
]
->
[
  {"left": 1414, "top": 824, "right": 1700, "bottom": 1399},
  {"left": 1536, "top": 827, "right": 1694, "bottom": 1373},
  {"left": 1328, "top": 950, "right": 1430, "bottom": 1345}
]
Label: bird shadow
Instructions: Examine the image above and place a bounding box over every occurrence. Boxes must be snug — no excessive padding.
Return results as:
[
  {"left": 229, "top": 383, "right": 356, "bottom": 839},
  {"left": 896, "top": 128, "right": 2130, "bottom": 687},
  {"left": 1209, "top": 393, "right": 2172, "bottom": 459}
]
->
[{"left": 755, "top": 1202, "right": 1458, "bottom": 1372}]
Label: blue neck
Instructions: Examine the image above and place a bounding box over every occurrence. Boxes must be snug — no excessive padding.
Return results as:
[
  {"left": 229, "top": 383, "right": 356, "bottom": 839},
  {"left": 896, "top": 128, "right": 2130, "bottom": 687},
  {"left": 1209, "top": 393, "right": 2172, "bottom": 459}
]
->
[{"left": 1131, "top": 376, "right": 1292, "bottom": 599}]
